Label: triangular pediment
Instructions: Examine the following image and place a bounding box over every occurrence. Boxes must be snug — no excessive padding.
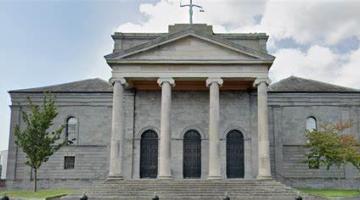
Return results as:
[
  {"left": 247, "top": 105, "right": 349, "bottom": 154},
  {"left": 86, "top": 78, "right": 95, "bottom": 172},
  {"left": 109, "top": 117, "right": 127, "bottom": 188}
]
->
[
  {"left": 125, "top": 35, "right": 257, "bottom": 60},
  {"left": 105, "top": 31, "right": 275, "bottom": 62}
]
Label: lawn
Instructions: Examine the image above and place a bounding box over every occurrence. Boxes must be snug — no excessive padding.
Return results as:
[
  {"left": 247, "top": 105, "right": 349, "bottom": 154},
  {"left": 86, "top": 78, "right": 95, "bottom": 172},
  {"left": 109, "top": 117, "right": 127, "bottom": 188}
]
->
[
  {"left": 299, "top": 188, "right": 360, "bottom": 198},
  {"left": 0, "top": 189, "right": 73, "bottom": 199}
]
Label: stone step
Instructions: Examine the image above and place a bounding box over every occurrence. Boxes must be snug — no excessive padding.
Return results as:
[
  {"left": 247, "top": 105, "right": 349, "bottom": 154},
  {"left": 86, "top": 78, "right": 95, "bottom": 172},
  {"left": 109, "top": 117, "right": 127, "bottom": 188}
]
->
[
  {"left": 62, "top": 195, "right": 321, "bottom": 200},
  {"left": 60, "top": 179, "right": 325, "bottom": 200},
  {"left": 100, "top": 184, "right": 288, "bottom": 187},
  {"left": 90, "top": 187, "right": 293, "bottom": 192},
  {"left": 90, "top": 189, "right": 294, "bottom": 194},
  {"left": 91, "top": 189, "right": 293, "bottom": 192},
  {"left": 96, "top": 184, "right": 290, "bottom": 187},
  {"left": 88, "top": 191, "right": 296, "bottom": 194}
]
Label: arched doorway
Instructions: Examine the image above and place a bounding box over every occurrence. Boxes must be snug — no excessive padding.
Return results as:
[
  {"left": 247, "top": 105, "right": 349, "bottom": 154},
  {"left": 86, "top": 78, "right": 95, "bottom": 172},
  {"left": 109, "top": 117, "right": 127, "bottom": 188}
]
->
[
  {"left": 183, "top": 130, "right": 201, "bottom": 178},
  {"left": 140, "top": 130, "right": 158, "bottom": 178},
  {"left": 226, "top": 130, "right": 244, "bottom": 178}
]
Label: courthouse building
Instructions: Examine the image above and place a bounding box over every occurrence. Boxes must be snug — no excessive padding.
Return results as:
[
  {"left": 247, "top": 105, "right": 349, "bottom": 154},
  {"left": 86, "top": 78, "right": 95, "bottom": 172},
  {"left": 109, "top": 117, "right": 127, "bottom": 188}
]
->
[{"left": 5, "top": 24, "right": 360, "bottom": 189}]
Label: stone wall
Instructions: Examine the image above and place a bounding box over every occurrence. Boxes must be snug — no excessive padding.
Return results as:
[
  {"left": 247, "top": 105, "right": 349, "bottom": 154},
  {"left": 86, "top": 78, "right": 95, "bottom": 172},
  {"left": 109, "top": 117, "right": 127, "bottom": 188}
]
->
[
  {"left": 269, "top": 92, "right": 360, "bottom": 188},
  {"left": 6, "top": 90, "right": 360, "bottom": 189},
  {"left": 131, "top": 90, "right": 257, "bottom": 179},
  {"left": 6, "top": 92, "right": 113, "bottom": 189}
]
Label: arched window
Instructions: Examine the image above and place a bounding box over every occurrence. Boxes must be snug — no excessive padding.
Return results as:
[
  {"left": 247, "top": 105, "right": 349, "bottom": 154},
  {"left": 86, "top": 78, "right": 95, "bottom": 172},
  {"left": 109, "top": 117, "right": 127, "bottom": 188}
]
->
[
  {"left": 66, "top": 117, "right": 78, "bottom": 144},
  {"left": 226, "top": 130, "right": 244, "bottom": 178},
  {"left": 306, "top": 117, "right": 317, "bottom": 131},
  {"left": 140, "top": 130, "right": 158, "bottom": 178},
  {"left": 183, "top": 130, "right": 201, "bottom": 178}
]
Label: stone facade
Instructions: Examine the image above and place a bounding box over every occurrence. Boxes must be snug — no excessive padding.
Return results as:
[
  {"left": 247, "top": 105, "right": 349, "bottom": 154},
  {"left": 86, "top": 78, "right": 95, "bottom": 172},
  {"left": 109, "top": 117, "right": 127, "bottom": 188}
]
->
[
  {"left": 5, "top": 24, "right": 360, "bottom": 189},
  {"left": 6, "top": 92, "right": 113, "bottom": 189},
  {"left": 269, "top": 92, "right": 360, "bottom": 188}
]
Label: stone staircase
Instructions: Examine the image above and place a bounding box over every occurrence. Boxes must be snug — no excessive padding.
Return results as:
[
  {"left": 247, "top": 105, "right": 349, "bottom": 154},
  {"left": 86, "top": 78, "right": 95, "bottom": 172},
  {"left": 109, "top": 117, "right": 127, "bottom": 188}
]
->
[{"left": 61, "top": 179, "right": 324, "bottom": 200}]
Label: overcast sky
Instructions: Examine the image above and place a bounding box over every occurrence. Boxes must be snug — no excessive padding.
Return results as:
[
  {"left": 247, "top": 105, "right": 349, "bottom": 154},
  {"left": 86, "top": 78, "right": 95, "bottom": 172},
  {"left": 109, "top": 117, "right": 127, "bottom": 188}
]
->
[{"left": 1, "top": 0, "right": 360, "bottom": 151}]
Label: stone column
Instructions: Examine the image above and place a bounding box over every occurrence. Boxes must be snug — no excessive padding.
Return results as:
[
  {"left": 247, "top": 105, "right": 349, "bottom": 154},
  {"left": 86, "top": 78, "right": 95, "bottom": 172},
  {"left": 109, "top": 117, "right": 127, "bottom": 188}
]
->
[
  {"left": 108, "top": 78, "right": 127, "bottom": 179},
  {"left": 157, "top": 77, "right": 175, "bottom": 179},
  {"left": 255, "top": 78, "right": 271, "bottom": 179},
  {"left": 206, "top": 77, "right": 223, "bottom": 179}
]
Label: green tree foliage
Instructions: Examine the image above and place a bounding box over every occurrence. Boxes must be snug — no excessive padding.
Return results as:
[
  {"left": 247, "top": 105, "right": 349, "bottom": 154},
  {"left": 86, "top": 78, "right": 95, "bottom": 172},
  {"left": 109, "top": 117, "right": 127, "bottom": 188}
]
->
[
  {"left": 14, "top": 95, "right": 67, "bottom": 192},
  {"left": 305, "top": 121, "right": 360, "bottom": 171}
]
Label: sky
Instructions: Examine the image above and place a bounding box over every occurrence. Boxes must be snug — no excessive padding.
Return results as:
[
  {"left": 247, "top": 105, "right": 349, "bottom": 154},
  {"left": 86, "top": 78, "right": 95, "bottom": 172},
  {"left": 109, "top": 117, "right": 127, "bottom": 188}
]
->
[{"left": 0, "top": 0, "right": 360, "bottom": 151}]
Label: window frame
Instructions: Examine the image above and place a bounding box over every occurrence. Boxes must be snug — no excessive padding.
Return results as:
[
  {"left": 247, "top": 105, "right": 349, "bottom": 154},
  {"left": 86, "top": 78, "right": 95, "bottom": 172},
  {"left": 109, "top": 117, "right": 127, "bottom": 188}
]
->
[
  {"left": 306, "top": 116, "right": 317, "bottom": 131},
  {"left": 65, "top": 116, "right": 78, "bottom": 145},
  {"left": 64, "top": 156, "right": 75, "bottom": 170}
]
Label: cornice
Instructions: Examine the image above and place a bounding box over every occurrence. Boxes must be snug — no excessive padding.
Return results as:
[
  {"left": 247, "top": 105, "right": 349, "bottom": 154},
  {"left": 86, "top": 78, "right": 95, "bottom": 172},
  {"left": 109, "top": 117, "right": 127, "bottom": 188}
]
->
[{"left": 106, "top": 59, "right": 274, "bottom": 65}]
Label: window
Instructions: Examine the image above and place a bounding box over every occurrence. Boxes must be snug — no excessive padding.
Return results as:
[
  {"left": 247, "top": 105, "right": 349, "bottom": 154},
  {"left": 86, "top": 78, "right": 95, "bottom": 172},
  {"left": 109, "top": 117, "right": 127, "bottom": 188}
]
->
[
  {"left": 64, "top": 156, "right": 75, "bottom": 170},
  {"left": 306, "top": 117, "right": 317, "bottom": 131},
  {"left": 66, "top": 117, "right": 78, "bottom": 144}
]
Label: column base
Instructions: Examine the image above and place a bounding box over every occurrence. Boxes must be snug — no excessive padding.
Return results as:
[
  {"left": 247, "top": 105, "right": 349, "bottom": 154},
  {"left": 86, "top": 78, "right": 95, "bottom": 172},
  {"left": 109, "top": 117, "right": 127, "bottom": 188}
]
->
[
  {"left": 244, "top": 174, "right": 252, "bottom": 179},
  {"left": 256, "top": 175, "right": 272, "bottom": 180},
  {"left": 107, "top": 175, "right": 124, "bottom": 180},
  {"left": 158, "top": 175, "right": 172, "bottom": 179},
  {"left": 207, "top": 175, "right": 222, "bottom": 180}
]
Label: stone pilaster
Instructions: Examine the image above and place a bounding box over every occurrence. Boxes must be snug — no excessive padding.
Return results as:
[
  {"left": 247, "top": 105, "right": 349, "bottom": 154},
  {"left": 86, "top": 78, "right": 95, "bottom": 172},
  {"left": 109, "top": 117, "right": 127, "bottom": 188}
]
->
[
  {"left": 254, "top": 78, "right": 272, "bottom": 179},
  {"left": 206, "top": 77, "right": 223, "bottom": 179},
  {"left": 157, "top": 77, "right": 175, "bottom": 179},
  {"left": 108, "top": 78, "right": 127, "bottom": 179}
]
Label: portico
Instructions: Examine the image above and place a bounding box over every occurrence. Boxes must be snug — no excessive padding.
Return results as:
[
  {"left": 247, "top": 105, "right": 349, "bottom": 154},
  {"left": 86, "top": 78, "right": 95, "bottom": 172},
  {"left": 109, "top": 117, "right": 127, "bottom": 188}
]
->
[{"left": 106, "top": 24, "right": 274, "bottom": 180}]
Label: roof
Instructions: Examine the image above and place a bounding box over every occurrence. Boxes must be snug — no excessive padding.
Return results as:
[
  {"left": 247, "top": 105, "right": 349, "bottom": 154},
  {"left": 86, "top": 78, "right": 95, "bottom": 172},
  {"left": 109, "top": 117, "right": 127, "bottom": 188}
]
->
[
  {"left": 9, "top": 78, "right": 112, "bottom": 93},
  {"left": 10, "top": 76, "right": 358, "bottom": 94},
  {"left": 269, "top": 76, "right": 359, "bottom": 93},
  {"left": 105, "top": 26, "right": 275, "bottom": 61}
]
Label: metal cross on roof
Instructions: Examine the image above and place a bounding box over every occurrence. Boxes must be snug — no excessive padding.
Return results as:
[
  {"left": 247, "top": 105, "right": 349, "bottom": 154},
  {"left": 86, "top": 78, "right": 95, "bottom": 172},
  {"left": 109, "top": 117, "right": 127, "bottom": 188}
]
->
[{"left": 180, "top": 0, "right": 205, "bottom": 24}]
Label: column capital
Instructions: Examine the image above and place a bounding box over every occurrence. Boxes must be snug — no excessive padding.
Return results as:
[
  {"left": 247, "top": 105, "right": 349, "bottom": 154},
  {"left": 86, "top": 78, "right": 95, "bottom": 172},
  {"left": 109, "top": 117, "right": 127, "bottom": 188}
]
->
[
  {"left": 109, "top": 77, "right": 127, "bottom": 86},
  {"left": 157, "top": 77, "right": 175, "bottom": 87},
  {"left": 206, "top": 77, "right": 223, "bottom": 87},
  {"left": 253, "top": 78, "right": 271, "bottom": 87}
]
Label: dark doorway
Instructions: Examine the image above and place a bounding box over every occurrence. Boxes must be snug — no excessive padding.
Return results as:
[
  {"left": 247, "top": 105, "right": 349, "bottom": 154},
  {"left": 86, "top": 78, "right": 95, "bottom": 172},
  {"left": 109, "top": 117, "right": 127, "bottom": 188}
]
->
[
  {"left": 140, "top": 130, "right": 158, "bottom": 178},
  {"left": 183, "top": 130, "right": 201, "bottom": 178},
  {"left": 226, "top": 130, "right": 244, "bottom": 178}
]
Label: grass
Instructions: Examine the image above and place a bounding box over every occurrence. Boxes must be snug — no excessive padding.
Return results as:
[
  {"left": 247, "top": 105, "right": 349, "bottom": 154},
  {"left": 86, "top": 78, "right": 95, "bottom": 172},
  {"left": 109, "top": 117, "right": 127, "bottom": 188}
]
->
[
  {"left": 0, "top": 189, "right": 73, "bottom": 199},
  {"left": 299, "top": 188, "right": 360, "bottom": 198}
]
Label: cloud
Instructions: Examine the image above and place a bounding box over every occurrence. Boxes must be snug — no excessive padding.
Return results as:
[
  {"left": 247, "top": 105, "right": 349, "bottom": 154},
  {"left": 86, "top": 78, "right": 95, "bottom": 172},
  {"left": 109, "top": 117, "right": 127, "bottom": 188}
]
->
[
  {"left": 116, "top": 0, "right": 360, "bottom": 89},
  {"left": 256, "top": 0, "right": 360, "bottom": 45},
  {"left": 117, "top": 0, "right": 267, "bottom": 33},
  {"left": 269, "top": 45, "right": 340, "bottom": 82},
  {"left": 118, "top": 0, "right": 360, "bottom": 46},
  {"left": 117, "top": 0, "right": 187, "bottom": 32},
  {"left": 269, "top": 45, "right": 360, "bottom": 89},
  {"left": 337, "top": 48, "right": 360, "bottom": 87}
]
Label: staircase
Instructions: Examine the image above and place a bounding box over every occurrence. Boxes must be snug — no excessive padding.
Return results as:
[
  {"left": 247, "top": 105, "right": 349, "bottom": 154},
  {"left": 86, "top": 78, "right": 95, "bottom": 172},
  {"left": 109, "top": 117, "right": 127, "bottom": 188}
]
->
[{"left": 61, "top": 179, "right": 324, "bottom": 200}]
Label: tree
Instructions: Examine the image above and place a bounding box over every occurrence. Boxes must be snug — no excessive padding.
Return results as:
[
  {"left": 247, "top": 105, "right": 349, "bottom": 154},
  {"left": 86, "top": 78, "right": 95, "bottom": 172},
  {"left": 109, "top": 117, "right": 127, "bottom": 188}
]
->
[
  {"left": 14, "top": 95, "right": 67, "bottom": 192},
  {"left": 305, "top": 121, "right": 360, "bottom": 171}
]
